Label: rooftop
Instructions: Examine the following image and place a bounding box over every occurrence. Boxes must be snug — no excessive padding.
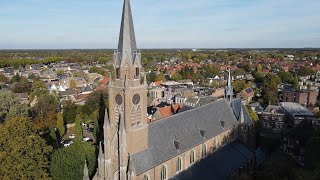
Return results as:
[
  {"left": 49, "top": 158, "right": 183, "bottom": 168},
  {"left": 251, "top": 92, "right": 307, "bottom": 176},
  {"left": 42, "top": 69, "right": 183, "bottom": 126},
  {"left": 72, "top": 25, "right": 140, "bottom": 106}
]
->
[{"left": 280, "top": 102, "right": 314, "bottom": 117}]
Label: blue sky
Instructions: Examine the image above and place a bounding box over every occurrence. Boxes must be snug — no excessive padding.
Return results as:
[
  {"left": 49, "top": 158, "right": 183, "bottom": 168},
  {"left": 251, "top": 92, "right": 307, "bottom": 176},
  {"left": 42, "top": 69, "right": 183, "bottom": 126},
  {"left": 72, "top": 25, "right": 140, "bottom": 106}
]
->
[{"left": 0, "top": 0, "right": 319, "bottom": 49}]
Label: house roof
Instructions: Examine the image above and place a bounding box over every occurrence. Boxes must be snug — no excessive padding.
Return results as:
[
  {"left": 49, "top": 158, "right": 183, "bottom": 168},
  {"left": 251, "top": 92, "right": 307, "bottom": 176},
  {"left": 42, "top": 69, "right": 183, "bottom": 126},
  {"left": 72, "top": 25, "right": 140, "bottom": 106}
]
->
[{"left": 131, "top": 99, "right": 239, "bottom": 175}]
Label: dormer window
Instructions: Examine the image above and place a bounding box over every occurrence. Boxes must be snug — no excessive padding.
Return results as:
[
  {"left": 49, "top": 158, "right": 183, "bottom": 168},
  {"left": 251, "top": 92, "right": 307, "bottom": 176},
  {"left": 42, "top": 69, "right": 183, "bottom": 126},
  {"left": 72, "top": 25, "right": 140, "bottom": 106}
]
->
[
  {"left": 135, "top": 67, "right": 140, "bottom": 79},
  {"left": 174, "top": 140, "right": 180, "bottom": 150},
  {"left": 200, "top": 129, "right": 206, "bottom": 138},
  {"left": 116, "top": 68, "right": 120, "bottom": 79},
  {"left": 220, "top": 121, "right": 225, "bottom": 128}
]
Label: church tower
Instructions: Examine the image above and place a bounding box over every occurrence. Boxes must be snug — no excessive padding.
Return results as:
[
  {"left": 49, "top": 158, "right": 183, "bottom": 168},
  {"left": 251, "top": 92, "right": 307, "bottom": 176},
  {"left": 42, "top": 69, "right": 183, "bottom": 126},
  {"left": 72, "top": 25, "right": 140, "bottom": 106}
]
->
[
  {"left": 225, "top": 68, "right": 233, "bottom": 102},
  {"left": 94, "top": 0, "right": 148, "bottom": 179}
]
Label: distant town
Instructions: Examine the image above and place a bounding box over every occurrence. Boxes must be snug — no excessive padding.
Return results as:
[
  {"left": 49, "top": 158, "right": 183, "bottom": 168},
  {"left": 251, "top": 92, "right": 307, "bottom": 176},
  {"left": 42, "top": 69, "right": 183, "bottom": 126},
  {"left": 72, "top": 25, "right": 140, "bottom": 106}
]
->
[{"left": 1, "top": 47, "right": 320, "bottom": 179}]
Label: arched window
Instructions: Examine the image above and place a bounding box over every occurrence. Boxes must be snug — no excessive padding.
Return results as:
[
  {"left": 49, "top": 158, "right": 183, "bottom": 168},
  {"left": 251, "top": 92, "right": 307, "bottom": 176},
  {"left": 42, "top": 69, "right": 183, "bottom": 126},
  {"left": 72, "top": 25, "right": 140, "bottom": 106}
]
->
[
  {"left": 176, "top": 157, "right": 182, "bottom": 173},
  {"left": 143, "top": 174, "right": 149, "bottom": 180},
  {"left": 201, "top": 144, "right": 207, "bottom": 158},
  {"left": 212, "top": 139, "right": 217, "bottom": 152},
  {"left": 190, "top": 150, "right": 195, "bottom": 164},
  {"left": 160, "top": 165, "right": 167, "bottom": 180},
  {"left": 116, "top": 68, "right": 120, "bottom": 79},
  {"left": 135, "top": 67, "right": 140, "bottom": 78}
]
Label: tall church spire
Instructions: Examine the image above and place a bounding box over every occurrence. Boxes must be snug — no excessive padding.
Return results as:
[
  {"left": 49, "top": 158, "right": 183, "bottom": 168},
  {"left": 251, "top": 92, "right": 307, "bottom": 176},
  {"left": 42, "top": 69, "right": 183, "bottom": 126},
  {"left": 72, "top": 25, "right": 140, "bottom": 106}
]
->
[
  {"left": 225, "top": 68, "right": 233, "bottom": 102},
  {"left": 117, "top": 0, "right": 137, "bottom": 65},
  {"left": 83, "top": 160, "right": 90, "bottom": 180}
]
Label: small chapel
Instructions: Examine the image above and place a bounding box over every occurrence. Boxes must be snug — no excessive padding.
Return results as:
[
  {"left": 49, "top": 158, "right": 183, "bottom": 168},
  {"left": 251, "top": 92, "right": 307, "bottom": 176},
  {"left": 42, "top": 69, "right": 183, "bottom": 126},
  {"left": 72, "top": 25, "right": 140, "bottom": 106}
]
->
[{"left": 84, "top": 0, "right": 254, "bottom": 180}]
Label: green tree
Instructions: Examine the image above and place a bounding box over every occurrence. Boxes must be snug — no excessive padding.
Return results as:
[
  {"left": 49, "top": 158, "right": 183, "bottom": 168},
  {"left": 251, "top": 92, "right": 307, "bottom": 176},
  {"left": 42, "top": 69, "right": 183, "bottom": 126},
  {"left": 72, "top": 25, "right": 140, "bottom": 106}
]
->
[
  {"left": 63, "top": 100, "right": 78, "bottom": 124},
  {"left": 10, "top": 73, "right": 21, "bottom": 83},
  {"left": 50, "top": 142, "right": 96, "bottom": 180},
  {"left": 278, "top": 71, "right": 294, "bottom": 84},
  {"left": 298, "top": 66, "right": 315, "bottom": 76},
  {"left": 262, "top": 73, "right": 281, "bottom": 105},
  {"left": 56, "top": 113, "right": 65, "bottom": 137},
  {"left": 74, "top": 114, "right": 82, "bottom": 143},
  {"left": 171, "top": 73, "right": 183, "bottom": 81},
  {"left": 243, "top": 64, "right": 252, "bottom": 72},
  {"left": 246, "top": 106, "right": 259, "bottom": 127},
  {"left": 11, "top": 76, "right": 31, "bottom": 93},
  {"left": 30, "top": 80, "right": 49, "bottom": 100},
  {"left": 0, "top": 90, "right": 29, "bottom": 122},
  {"left": 232, "top": 80, "right": 251, "bottom": 93},
  {"left": 0, "top": 116, "right": 52, "bottom": 179},
  {"left": 82, "top": 90, "right": 108, "bottom": 116},
  {"left": 147, "top": 71, "right": 157, "bottom": 82},
  {"left": 56, "top": 69, "right": 65, "bottom": 76},
  {"left": 292, "top": 75, "right": 299, "bottom": 90}
]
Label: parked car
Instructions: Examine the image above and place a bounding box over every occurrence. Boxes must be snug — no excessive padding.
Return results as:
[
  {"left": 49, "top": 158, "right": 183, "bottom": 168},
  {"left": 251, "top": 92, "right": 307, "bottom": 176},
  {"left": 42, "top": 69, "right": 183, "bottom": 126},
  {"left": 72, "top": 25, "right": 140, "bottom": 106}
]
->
[
  {"left": 61, "top": 140, "right": 73, "bottom": 147},
  {"left": 69, "top": 134, "right": 75, "bottom": 139},
  {"left": 86, "top": 127, "right": 94, "bottom": 133},
  {"left": 83, "top": 137, "right": 90, "bottom": 141},
  {"left": 87, "top": 139, "right": 94, "bottom": 143}
]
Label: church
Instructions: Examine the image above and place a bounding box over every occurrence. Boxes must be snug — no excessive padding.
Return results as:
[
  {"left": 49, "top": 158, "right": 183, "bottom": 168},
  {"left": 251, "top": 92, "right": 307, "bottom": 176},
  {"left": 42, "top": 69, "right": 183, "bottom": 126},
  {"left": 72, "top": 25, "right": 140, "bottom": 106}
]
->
[{"left": 83, "top": 0, "right": 254, "bottom": 180}]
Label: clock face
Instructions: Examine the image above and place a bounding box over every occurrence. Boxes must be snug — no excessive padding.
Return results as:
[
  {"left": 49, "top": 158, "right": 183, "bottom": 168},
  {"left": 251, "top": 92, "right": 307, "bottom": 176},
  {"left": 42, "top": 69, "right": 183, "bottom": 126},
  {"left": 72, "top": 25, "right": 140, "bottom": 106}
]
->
[
  {"left": 115, "top": 94, "right": 123, "bottom": 105},
  {"left": 132, "top": 94, "right": 141, "bottom": 105}
]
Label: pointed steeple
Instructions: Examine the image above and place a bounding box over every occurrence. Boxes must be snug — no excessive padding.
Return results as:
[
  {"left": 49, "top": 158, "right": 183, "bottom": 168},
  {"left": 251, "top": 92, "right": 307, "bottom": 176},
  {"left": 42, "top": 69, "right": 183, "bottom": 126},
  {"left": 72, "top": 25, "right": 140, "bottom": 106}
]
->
[
  {"left": 98, "top": 141, "right": 104, "bottom": 160},
  {"left": 225, "top": 68, "right": 233, "bottom": 102},
  {"left": 83, "top": 160, "right": 90, "bottom": 180},
  {"left": 118, "top": 0, "right": 137, "bottom": 65},
  {"left": 104, "top": 108, "right": 110, "bottom": 129},
  {"left": 227, "top": 68, "right": 232, "bottom": 87}
]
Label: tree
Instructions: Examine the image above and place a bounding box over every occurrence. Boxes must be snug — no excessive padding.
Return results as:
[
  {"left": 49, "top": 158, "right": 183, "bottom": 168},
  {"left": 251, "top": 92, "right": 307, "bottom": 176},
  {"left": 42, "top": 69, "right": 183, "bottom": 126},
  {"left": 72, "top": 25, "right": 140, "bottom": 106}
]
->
[
  {"left": 156, "top": 73, "right": 165, "bottom": 82},
  {"left": 298, "top": 66, "right": 315, "bottom": 76},
  {"left": 292, "top": 75, "right": 299, "bottom": 90},
  {"left": 11, "top": 73, "right": 21, "bottom": 83},
  {"left": 256, "top": 64, "right": 263, "bottom": 72},
  {"left": 261, "top": 73, "right": 281, "bottom": 105},
  {"left": 0, "top": 90, "right": 29, "bottom": 122},
  {"left": 232, "top": 80, "right": 251, "bottom": 93},
  {"left": 278, "top": 71, "right": 294, "bottom": 84},
  {"left": 246, "top": 106, "right": 259, "bottom": 127},
  {"left": 243, "top": 64, "right": 252, "bottom": 72},
  {"left": 50, "top": 142, "right": 96, "bottom": 180},
  {"left": 11, "top": 76, "right": 31, "bottom": 93},
  {"left": 0, "top": 74, "right": 8, "bottom": 83},
  {"left": 56, "top": 113, "right": 65, "bottom": 137},
  {"left": 0, "top": 116, "right": 52, "bottom": 179},
  {"left": 69, "top": 79, "right": 77, "bottom": 90},
  {"left": 147, "top": 71, "right": 157, "bottom": 82},
  {"left": 82, "top": 90, "right": 108, "bottom": 117},
  {"left": 171, "top": 73, "right": 183, "bottom": 81},
  {"left": 63, "top": 100, "right": 78, "bottom": 124},
  {"left": 30, "top": 80, "right": 49, "bottom": 100},
  {"left": 56, "top": 69, "right": 65, "bottom": 76},
  {"left": 32, "top": 93, "right": 59, "bottom": 131}
]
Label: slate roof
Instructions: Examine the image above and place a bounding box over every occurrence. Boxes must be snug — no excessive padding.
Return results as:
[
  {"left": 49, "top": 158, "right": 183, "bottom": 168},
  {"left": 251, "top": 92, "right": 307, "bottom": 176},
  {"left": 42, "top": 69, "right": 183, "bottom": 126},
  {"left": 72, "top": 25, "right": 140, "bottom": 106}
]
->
[
  {"left": 172, "top": 141, "right": 255, "bottom": 180},
  {"left": 131, "top": 99, "right": 239, "bottom": 175},
  {"left": 231, "top": 98, "right": 253, "bottom": 125}
]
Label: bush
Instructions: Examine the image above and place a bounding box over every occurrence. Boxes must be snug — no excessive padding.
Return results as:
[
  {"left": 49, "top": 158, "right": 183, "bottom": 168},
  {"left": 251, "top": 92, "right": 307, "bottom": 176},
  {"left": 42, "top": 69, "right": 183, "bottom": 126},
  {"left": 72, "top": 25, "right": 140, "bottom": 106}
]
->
[{"left": 50, "top": 143, "right": 96, "bottom": 180}]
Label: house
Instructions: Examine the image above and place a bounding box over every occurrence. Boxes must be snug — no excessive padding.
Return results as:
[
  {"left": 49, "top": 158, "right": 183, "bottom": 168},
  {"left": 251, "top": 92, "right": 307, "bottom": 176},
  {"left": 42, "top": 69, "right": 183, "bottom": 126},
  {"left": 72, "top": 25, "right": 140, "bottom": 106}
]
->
[
  {"left": 282, "top": 89, "right": 317, "bottom": 106},
  {"left": 149, "top": 87, "right": 164, "bottom": 99},
  {"left": 241, "top": 87, "right": 254, "bottom": 104}
]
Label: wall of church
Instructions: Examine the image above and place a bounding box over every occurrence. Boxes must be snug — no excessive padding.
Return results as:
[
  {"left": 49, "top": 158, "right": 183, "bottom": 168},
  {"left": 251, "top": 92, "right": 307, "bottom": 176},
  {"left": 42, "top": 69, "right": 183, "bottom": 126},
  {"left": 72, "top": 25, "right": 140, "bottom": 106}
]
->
[{"left": 135, "top": 128, "right": 237, "bottom": 180}]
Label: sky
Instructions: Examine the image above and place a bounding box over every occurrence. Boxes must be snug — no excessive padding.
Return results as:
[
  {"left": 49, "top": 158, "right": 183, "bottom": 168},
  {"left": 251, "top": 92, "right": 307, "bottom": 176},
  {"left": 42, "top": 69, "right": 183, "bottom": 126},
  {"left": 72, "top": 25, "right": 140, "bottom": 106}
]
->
[{"left": 0, "top": 0, "right": 319, "bottom": 49}]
